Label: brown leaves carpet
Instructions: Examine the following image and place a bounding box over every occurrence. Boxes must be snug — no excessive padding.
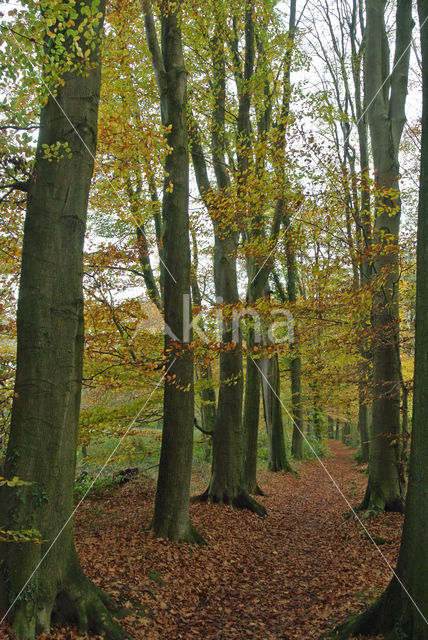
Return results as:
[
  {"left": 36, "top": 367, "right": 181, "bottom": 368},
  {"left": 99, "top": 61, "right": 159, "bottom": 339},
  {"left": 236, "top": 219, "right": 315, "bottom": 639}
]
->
[{"left": 2, "top": 442, "right": 404, "bottom": 639}]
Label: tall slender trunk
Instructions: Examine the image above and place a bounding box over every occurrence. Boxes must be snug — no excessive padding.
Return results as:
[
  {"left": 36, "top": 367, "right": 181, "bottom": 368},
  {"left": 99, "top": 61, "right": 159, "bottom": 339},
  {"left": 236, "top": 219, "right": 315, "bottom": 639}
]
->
[
  {"left": 189, "top": 13, "right": 264, "bottom": 516},
  {"left": 327, "top": 416, "right": 334, "bottom": 439},
  {"left": 358, "top": 386, "right": 370, "bottom": 462},
  {"left": 242, "top": 325, "right": 264, "bottom": 493},
  {"left": 363, "top": 0, "right": 412, "bottom": 514},
  {"left": 0, "top": 5, "right": 126, "bottom": 639},
  {"left": 205, "top": 235, "right": 265, "bottom": 514},
  {"left": 333, "top": 6, "right": 428, "bottom": 633},
  {"left": 342, "top": 421, "right": 351, "bottom": 445},
  {"left": 260, "top": 343, "right": 292, "bottom": 473},
  {"left": 144, "top": 1, "right": 201, "bottom": 542}
]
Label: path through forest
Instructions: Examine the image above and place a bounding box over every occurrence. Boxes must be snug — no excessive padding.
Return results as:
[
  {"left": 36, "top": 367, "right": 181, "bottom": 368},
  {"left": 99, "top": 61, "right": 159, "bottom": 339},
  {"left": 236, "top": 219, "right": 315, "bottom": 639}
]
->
[{"left": 1, "top": 442, "right": 404, "bottom": 639}]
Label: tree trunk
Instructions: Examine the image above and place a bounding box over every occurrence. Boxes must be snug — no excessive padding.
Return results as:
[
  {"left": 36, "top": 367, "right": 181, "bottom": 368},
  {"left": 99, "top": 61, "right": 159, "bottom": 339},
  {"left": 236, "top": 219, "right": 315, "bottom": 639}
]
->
[
  {"left": 363, "top": 0, "right": 412, "bottom": 514},
  {"left": 335, "top": 419, "right": 340, "bottom": 440},
  {"left": 342, "top": 421, "right": 351, "bottom": 446},
  {"left": 189, "top": 13, "right": 264, "bottom": 516},
  {"left": 312, "top": 388, "right": 323, "bottom": 441},
  {"left": 260, "top": 348, "right": 292, "bottom": 473},
  {"left": 327, "top": 416, "right": 334, "bottom": 439},
  {"left": 358, "top": 389, "right": 370, "bottom": 462},
  {"left": 202, "top": 235, "right": 265, "bottom": 516},
  {"left": 0, "top": 5, "right": 127, "bottom": 638},
  {"left": 332, "top": 5, "right": 428, "bottom": 632},
  {"left": 144, "top": 1, "right": 201, "bottom": 543},
  {"left": 199, "top": 365, "right": 216, "bottom": 437},
  {"left": 242, "top": 325, "right": 264, "bottom": 494}
]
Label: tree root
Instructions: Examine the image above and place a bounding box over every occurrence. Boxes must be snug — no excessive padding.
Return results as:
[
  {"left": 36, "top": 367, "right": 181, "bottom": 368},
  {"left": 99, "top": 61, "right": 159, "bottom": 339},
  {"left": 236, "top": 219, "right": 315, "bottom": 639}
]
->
[
  {"left": 356, "top": 483, "right": 405, "bottom": 517},
  {"left": 241, "top": 483, "right": 267, "bottom": 496},
  {"left": 321, "top": 579, "right": 427, "bottom": 640},
  {"left": 268, "top": 461, "right": 296, "bottom": 476},
  {"left": 254, "top": 484, "right": 267, "bottom": 497},
  {"left": 233, "top": 492, "right": 266, "bottom": 517},
  {"left": 190, "top": 488, "right": 209, "bottom": 503},
  {"left": 9, "top": 574, "right": 130, "bottom": 640},
  {"left": 192, "top": 488, "right": 267, "bottom": 517},
  {"left": 150, "top": 517, "right": 207, "bottom": 545},
  {"left": 59, "top": 576, "right": 131, "bottom": 640}
]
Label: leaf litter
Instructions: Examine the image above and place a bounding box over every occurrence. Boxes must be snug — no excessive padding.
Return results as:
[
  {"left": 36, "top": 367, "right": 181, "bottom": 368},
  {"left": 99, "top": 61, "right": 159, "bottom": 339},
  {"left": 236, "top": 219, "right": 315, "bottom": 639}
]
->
[{"left": 0, "top": 442, "right": 403, "bottom": 639}]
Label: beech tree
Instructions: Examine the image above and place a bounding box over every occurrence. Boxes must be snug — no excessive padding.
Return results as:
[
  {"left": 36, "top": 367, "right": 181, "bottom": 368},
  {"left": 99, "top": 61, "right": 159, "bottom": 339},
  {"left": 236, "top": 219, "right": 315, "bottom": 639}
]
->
[
  {"left": 361, "top": 0, "right": 413, "bottom": 515},
  {"left": 143, "top": 0, "right": 202, "bottom": 542},
  {"left": 0, "top": 2, "right": 128, "bottom": 638},
  {"left": 331, "top": 2, "right": 428, "bottom": 635}
]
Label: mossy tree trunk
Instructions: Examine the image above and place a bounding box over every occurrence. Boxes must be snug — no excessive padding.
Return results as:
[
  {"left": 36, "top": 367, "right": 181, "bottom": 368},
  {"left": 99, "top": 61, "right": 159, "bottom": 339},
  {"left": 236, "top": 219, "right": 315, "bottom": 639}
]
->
[
  {"left": 0, "top": 4, "right": 127, "bottom": 639},
  {"left": 331, "top": 5, "right": 428, "bottom": 633},
  {"left": 144, "top": 1, "right": 202, "bottom": 543}
]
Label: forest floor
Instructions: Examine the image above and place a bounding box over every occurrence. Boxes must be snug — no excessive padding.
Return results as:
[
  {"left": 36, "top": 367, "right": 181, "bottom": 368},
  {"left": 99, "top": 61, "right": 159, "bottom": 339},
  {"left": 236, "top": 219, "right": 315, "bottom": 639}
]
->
[{"left": 1, "top": 441, "right": 404, "bottom": 639}]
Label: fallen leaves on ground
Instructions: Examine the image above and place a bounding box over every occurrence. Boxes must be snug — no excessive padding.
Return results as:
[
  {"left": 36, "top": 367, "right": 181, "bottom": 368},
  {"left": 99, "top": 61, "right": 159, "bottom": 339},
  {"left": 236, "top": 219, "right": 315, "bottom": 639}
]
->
[{"left": 0, "top": 442, "right": 403, "bottom": 639}]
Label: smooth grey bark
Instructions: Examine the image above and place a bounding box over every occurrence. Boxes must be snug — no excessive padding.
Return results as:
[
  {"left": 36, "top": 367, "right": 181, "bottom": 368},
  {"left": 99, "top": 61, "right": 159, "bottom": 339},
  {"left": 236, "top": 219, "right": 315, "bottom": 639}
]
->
[
  {"left": 273, "top": 259, "right": 303, "bottom": 461},
  {"left": 235, "top": 0, "right": 266, "bottom": 494},
  {"left": 260, "top": 335, "right": 292, "bottom": 473},
  {"left": 0, "top": 4, "right": 127, "bottom": 639},
  {"left": 144, "top": 1, "right": 202, "bottom": 543},
  {"left": 351, "top": 0, "right": 374, "bottom": 463},
  {"left": 363, "top": 0, "right": 412, "bottom": 514},
  {"left": 136, "top": 223, "right": 162, "bottom": 309},
  {"left": 242, "top": 324, "right": 264, "bottom": 493},
  {"left": 189, "top": 18, "right": 265, "bottom": 516},
  {"left": 330, "top": 5, "right": 428, "bottom": 634}
]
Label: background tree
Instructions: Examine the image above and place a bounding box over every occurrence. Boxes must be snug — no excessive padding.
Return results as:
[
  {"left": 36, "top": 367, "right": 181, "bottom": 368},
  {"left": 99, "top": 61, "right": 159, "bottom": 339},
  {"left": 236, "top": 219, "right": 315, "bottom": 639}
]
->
[
  {"left": 143, "top": 0, "right": 202, "bottom": 543},
  {"left": 331, "top": 2, "right": 428, "bottom": 635},
  {"left": 361, "top": 0, "right": 413, "bottom": 514}
]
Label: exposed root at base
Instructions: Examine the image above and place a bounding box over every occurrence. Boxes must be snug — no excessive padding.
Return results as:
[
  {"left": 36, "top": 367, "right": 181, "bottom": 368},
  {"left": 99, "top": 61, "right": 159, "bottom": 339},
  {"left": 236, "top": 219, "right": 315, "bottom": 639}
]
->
[
  {"left": 233, "top": 492, "right": 267, "bottom": 517},
  {"left": 150, "top": 516, "right": 206, "bottom": 545},
  {"left": 254, "top": 485, "right": 267, "bottom": 497},
  {"left": 9, "top": 576, "right": 130, "bottom": 640},
  {"left": 192, "top": 488, "right": 267, "bottom": 517},
  {"left": 268, "top": 462, "right": 296, "bottom": 477},
  {"left": 320, "top": 579, "right": 426, "bottom": 640}
]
